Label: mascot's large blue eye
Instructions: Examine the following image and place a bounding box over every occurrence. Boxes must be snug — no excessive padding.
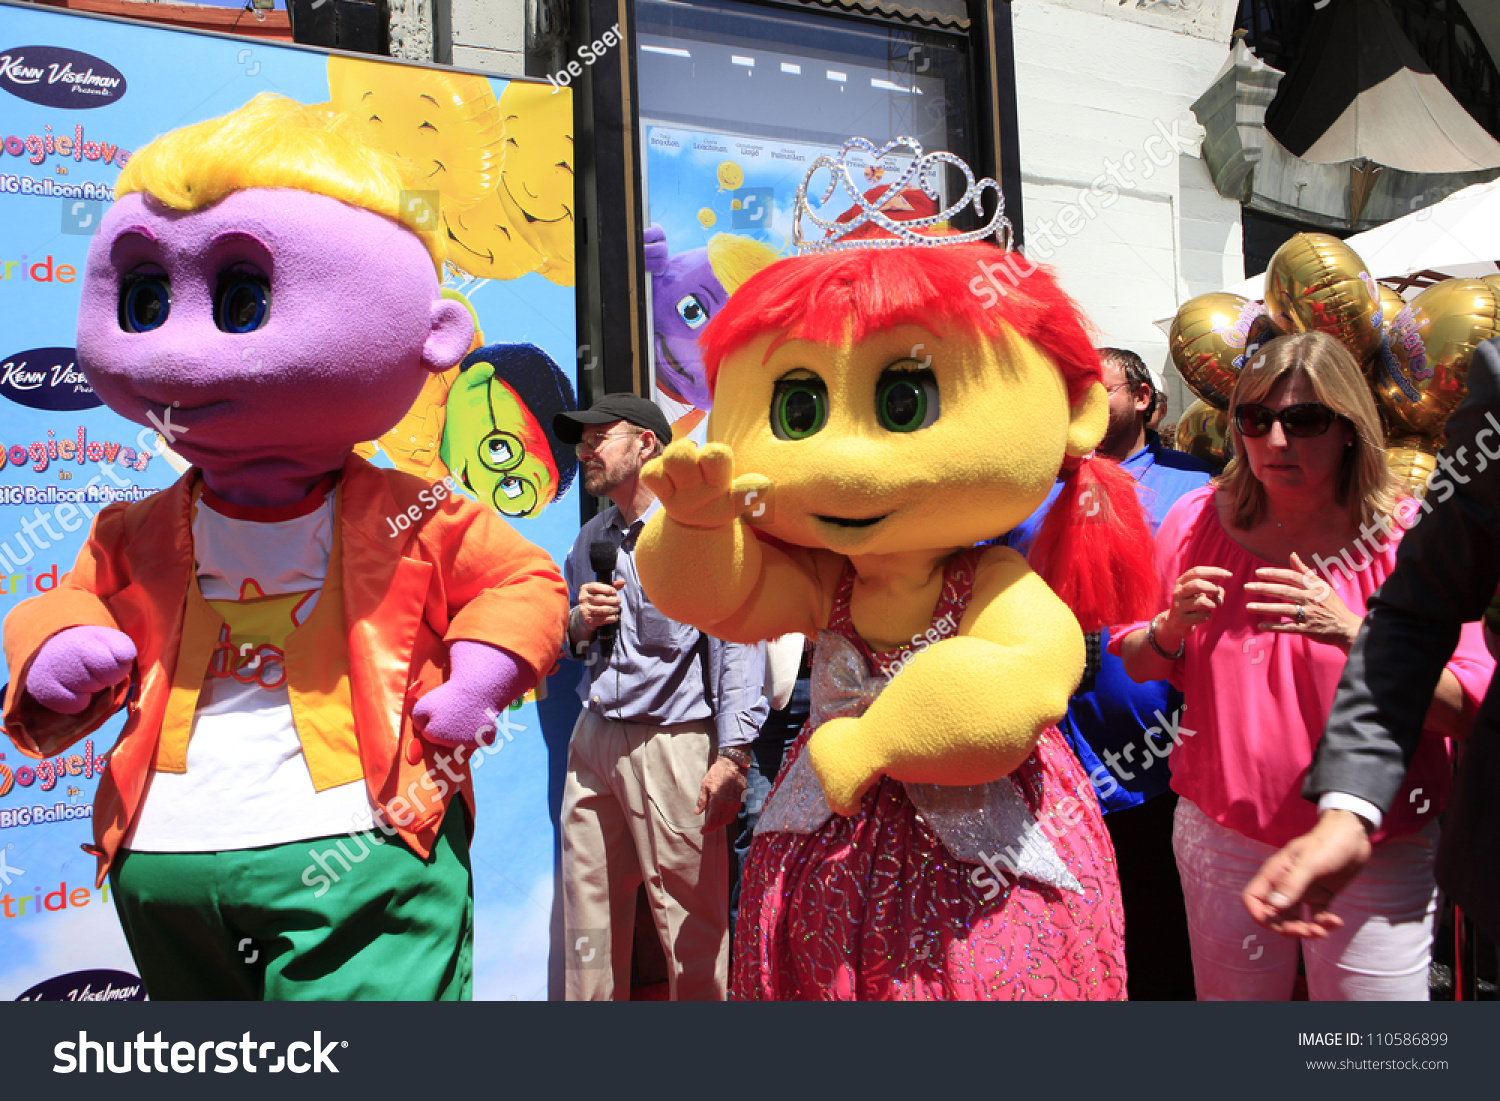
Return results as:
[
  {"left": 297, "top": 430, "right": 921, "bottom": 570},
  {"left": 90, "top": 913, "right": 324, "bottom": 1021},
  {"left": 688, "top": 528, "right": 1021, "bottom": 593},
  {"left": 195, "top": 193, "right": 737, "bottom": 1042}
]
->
[
  {"left": 771, "top": 374, "right": 828, "bottom": 440},
  {"left": 675, "top": 294, "right": 709, "bottom": 330},
  {"left": 214, "top": 273, "right": 271, "bottom": 333},
  {"left": 876, "top": 367, "right": 939, "bottom": 433},
  {"left": 119, "top": 274, "right": 171, "bottom": 333}
]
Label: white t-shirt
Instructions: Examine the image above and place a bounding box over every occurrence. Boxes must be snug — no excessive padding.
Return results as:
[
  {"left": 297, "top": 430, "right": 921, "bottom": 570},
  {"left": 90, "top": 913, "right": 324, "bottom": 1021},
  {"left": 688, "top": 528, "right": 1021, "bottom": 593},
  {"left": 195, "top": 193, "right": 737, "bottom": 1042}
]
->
[{"left": 125, "top": 486, "right": 376, "bottom": 852}]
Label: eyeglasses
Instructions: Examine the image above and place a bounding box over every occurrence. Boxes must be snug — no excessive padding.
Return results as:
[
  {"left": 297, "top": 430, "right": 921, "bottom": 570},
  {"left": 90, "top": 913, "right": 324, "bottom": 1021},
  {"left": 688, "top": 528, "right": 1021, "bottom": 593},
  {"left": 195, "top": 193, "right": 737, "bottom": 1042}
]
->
[
  {"left": 575, "top": 429, "right": 637, "bottom": 456},
  {"left": 1233, "top": 402, "right": 1341, "bottom": 439}
]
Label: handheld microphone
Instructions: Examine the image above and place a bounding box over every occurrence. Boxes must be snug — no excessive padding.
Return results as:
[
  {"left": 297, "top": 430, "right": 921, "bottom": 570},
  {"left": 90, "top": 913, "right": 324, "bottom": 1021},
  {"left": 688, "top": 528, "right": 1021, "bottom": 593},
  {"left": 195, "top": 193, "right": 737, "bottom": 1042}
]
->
[{"left": 588, "top": 540, "right": 619, "bottom": 661}]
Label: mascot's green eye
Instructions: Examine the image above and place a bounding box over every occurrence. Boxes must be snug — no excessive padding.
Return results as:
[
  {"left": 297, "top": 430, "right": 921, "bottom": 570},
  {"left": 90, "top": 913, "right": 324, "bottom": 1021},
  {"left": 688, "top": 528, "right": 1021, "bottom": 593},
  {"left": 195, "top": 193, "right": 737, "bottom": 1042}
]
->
[
  {"left": 876, "top": 368, "right": 939, "bottom": 433},
  {"left": 771, "top": 375, "right": 828, "bottom": 440}
]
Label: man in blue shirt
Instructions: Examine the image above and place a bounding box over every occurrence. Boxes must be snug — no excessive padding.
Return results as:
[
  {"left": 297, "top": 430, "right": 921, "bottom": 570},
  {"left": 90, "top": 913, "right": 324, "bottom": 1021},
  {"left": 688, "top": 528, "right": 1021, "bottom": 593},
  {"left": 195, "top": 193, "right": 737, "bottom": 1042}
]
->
[
  {"left": 555, "top": 394, "right": 767, "bottom": 1001},
  {"left": 1009, "top": 348, "right": 1217, "bottom": 999}
]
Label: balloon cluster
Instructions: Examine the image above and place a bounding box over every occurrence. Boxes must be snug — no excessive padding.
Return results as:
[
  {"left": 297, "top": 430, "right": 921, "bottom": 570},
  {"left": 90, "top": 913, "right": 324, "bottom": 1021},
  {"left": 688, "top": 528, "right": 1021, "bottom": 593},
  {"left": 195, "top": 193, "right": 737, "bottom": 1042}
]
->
[{"left": 1167, "top": 232, "right": 1500, "bottom": 493}]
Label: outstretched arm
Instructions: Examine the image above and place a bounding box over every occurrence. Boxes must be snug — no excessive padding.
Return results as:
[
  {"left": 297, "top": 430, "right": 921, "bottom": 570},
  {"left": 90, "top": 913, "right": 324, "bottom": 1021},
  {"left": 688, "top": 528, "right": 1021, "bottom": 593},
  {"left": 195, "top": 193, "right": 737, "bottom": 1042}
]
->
[
  {"left": 809, "top": 546, "right": 1085, "bottom": 814},
  {"left": 635, "top": 440, "right": 840, "bottom": 643}
]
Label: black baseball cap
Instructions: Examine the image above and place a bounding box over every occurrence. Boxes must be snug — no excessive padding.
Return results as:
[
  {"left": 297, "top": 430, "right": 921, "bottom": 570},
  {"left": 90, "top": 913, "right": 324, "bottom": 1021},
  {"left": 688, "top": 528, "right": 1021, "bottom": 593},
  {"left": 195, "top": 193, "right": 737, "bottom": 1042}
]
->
[{"left": 553, "top": 393, "right": 673, "bottom": 447}]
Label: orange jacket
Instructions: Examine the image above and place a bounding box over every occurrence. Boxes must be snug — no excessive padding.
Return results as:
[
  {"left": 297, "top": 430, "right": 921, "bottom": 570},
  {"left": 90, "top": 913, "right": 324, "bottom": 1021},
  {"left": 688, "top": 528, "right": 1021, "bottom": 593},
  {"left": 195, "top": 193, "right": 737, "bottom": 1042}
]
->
[{"left": 2, "top": 455, "right": 568, "bottom": 885}]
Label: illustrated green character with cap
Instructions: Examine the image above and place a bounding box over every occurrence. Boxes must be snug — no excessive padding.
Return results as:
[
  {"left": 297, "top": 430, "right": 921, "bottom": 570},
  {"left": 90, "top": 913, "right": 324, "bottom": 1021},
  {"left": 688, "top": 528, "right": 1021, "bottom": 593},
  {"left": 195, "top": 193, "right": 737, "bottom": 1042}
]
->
[{"left": 441, "top": 343, "right": 579, "bottom": 518}]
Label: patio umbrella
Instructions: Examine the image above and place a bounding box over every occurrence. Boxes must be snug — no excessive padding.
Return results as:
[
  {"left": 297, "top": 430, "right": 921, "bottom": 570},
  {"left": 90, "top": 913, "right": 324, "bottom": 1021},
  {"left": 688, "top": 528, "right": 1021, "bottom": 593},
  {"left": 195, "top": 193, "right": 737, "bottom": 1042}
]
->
[{"left": 1205, "top": 179, "right": 1500, "bottom": 305}]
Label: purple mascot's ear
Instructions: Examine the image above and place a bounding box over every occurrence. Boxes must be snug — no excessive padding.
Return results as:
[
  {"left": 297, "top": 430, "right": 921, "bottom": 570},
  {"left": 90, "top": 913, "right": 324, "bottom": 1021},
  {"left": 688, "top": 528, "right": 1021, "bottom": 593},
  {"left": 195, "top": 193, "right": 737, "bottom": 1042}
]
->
[{"left": 423, "top": 298, "right": 477, "bottom": 373}]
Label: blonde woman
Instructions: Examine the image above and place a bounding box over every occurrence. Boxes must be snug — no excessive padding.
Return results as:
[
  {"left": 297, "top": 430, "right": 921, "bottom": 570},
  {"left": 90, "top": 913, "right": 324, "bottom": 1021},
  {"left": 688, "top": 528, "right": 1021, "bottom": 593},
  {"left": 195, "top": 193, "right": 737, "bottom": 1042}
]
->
[{"left": 1116, "top": 332, "right": 1492, "bottom": 1000}]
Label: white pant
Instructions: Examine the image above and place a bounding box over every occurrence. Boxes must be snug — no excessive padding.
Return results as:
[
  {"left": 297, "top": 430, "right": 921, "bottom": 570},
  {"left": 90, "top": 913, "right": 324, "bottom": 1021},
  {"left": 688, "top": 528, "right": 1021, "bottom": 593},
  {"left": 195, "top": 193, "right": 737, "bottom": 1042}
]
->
[{"left": 1172, "top": 797, "right": 1437, "bottom": 1001}]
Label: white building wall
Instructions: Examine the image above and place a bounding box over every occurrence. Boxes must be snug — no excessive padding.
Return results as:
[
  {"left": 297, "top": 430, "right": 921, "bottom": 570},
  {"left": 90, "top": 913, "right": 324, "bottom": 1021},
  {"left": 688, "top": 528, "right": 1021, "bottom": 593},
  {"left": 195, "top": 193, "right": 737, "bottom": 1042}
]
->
[
  {"left": 1012, "top": 0, "right": 1243, "bottom": 420},
  {"left": 448, "top": 0, "right": 527, "bottom": 74}
]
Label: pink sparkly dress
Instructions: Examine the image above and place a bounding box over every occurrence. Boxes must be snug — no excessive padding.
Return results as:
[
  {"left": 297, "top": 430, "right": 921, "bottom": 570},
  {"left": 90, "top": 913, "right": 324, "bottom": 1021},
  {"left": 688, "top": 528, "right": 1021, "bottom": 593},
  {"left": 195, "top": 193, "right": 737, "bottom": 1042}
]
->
[{"left": 732, "top": 549, "right": 1126, "bottom": 1000}]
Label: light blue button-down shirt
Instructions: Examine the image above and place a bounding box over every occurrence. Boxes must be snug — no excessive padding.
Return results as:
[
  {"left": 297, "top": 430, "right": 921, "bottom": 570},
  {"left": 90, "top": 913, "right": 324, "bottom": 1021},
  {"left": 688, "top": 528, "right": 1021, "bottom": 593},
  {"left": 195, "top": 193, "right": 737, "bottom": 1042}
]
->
[{"left": 562, "top": 501, "right": 768, "bottom": 747}]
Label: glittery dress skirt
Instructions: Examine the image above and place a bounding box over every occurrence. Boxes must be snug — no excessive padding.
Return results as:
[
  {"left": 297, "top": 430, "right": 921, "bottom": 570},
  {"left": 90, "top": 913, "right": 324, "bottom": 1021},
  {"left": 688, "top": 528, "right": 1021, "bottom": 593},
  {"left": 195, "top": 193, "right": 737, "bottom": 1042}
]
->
[{"left": 730, "top": 554, "right": 1127, "bottom": 1001}]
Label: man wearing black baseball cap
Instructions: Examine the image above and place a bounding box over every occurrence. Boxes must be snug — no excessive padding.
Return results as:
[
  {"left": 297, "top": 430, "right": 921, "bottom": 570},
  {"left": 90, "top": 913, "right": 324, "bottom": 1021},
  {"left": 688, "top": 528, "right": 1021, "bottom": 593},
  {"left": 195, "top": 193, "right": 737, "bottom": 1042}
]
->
[
  {"left": 552, "top": 392, "right": 673, "bottom": 453},
  {"left": 552, "top": 394, "right": 766, "bottom": 1000}
]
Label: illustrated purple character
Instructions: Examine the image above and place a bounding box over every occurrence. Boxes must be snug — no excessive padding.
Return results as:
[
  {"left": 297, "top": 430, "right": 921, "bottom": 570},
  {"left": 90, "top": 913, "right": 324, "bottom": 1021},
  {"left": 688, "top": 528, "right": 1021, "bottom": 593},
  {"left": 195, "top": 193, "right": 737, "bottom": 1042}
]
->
[
  {"left": 644, "top": 222, "right": 779, "bottom": 411},
  {"left": 1, "top": 95, "right": 569, "bottom": 1000}
]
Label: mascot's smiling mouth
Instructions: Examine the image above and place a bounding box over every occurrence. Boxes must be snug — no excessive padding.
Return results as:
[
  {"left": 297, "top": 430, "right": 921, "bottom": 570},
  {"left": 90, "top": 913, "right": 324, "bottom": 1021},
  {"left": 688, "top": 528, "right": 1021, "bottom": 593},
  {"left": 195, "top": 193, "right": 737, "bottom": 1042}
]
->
[
  {"left": 816, "top": 514, "right": 889, "bottom": 528},
  {"left": 654, "top": 335, "right": 692, "bottom": 397}
]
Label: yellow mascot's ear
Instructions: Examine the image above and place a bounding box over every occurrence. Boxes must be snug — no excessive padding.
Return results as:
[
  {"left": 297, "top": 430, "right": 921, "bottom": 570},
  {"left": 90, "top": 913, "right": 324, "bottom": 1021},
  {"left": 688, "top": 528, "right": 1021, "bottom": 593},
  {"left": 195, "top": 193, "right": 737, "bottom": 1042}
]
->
[{"left": 1065, "top": 381, "right": 1109, "bottom": 458}]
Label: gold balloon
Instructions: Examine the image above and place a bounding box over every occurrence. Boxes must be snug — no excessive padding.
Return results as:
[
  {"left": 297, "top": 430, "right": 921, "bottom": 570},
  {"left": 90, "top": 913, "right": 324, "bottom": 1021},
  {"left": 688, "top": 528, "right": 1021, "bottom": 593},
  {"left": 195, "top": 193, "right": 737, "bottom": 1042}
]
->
[
  {"left": 1172, "top": 398, "right": 1231, "bottom": 469},
  {"left": 1376, "top": 283, "right": 1407, "bottom": 326},
  {"left": 1374, "top": 278, "right": 1500, "bottom": 438},
  {"left": 1263, "top": 233, "right": 1384, "bottom": 362},
  {"left": 1384, "top": 440, "right": 1440, "bottom": 500},
  {"left": 1169, "top": 293, "right": 1277, "bottom": 411}
]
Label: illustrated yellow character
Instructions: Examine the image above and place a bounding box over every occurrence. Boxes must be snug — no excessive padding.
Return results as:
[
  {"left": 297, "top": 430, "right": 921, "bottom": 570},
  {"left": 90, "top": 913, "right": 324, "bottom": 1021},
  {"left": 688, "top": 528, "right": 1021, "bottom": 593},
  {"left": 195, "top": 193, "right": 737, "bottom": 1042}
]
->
[
  {"left": 328, "top": 59, "right": 574, "bottom": 287},
  {"left": 634, "top": 232, "right": 1155, "bottom": 1001},
  {"left": 326, "top": 57, "right": 505, "bottom": 211},
  {"left": 447, "top": 83, "right": 575, "bottom": 285}
]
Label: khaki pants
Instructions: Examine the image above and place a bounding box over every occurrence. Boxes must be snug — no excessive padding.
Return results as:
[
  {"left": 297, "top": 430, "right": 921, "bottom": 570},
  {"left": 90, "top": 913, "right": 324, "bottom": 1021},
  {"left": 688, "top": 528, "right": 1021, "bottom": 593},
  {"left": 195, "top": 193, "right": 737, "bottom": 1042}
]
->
[{"left": 561, "top": 709, "right": 729, "bottom": 1000}]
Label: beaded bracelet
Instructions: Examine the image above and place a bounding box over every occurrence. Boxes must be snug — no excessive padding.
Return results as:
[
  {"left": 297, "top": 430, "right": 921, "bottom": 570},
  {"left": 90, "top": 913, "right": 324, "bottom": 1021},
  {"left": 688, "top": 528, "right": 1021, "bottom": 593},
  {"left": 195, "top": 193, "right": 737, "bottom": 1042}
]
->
[{"left": 1147, "top": 612, "right": 1185, "bottom": 660}]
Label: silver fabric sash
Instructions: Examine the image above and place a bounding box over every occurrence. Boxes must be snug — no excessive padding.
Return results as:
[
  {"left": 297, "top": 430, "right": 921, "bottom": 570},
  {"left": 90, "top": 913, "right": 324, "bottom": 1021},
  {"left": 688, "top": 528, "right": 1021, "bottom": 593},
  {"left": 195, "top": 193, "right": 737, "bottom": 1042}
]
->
[{"left": 756, "top": 630, "right": 1082, "bottom": 895}]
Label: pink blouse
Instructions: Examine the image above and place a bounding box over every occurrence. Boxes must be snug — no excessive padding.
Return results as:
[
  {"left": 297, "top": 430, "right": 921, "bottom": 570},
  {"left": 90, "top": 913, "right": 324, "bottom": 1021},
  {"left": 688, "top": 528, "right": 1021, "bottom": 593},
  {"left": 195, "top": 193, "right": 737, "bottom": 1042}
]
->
[{"left": 1109, "top": 486, "right": 1494, "bottom": 848}]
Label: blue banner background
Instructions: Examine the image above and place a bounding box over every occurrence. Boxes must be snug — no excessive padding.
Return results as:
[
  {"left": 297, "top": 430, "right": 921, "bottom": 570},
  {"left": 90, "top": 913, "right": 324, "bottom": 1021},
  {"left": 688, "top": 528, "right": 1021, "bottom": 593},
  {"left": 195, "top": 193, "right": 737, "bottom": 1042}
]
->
[{"left": 0, "top": 2, "right": 579, "bottom": 1000}]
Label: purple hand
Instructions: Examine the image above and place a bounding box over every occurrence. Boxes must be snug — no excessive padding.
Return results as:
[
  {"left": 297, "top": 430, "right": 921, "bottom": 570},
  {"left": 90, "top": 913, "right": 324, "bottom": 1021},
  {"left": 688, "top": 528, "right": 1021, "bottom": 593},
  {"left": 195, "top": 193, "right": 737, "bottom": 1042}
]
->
[
  {"left": 644, "top": 223, "right": 669, "bottom": 275},
  {"left": 411, "top": 641, "right": 535, "bottom": 752},
  {"left": 26, "top": 626, "right": 137, "bottom": 715}
]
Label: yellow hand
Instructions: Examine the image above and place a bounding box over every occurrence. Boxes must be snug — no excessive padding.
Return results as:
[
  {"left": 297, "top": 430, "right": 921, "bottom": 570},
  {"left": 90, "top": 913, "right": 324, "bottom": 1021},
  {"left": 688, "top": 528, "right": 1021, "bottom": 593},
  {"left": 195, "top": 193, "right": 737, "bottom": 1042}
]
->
[
  {"left": 806, "top": 550, "right": 1084, "bottom": 815},
  {"left": 641, "top": 440, "right": 770, "bottom": 530},
  {"left": 806, "top": 716, "right": 885, "bottom": 816}
]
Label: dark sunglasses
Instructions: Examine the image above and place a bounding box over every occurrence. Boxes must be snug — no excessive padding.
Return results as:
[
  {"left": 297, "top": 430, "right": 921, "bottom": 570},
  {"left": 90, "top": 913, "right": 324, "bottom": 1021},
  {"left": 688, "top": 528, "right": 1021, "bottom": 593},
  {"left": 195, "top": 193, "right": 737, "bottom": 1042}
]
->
[{"left": 1233, "top": 402, "right": 1341, "bottom": 439}]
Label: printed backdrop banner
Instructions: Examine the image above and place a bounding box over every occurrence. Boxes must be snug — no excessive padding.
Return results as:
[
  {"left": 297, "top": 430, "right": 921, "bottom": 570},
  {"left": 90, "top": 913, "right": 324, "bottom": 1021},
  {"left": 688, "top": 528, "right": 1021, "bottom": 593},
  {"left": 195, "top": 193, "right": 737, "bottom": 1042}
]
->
[
  {"left": 640, "top": 123, "right": 916, "bottom": 441},
  {"left": 0, "top": 2, "right": 581, "bottom": 1000}
]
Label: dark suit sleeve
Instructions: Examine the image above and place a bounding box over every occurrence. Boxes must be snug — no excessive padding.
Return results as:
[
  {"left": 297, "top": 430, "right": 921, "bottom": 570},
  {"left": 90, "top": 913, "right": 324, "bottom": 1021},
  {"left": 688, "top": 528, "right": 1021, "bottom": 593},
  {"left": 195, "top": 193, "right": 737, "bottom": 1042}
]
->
[{"left": 1305, "top": 339, "right": 1500, "bottom": 812}]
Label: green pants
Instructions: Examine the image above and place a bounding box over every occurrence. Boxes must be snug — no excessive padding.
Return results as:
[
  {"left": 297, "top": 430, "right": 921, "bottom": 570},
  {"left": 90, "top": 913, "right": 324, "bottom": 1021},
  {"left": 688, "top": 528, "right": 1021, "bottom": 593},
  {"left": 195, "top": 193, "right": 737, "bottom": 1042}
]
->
[{"left": 110, "top": 806, "right": 473, "bottom": 1000}]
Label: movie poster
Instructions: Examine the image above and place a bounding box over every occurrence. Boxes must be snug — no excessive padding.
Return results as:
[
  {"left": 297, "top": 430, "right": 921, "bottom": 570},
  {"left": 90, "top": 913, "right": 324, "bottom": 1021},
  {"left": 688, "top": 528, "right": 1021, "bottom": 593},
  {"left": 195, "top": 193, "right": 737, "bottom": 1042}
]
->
[
  {"left": 639, "top": 124, "right": 916, "bottom": 440},
  {"left": 0, "top": 2, "right": 579, "bottom": 1000}
]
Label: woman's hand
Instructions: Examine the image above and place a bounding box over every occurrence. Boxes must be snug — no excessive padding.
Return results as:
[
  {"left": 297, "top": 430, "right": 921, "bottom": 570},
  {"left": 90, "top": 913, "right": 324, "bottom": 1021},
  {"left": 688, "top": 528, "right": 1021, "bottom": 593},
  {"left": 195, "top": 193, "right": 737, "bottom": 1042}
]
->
[
  {"left": 1244, "top": 551, "right": 1361, "bottom": 652},
  {"left": 1157, "top": 565, "right": 1234, "bottom": 650},
  {"left": 1119, "top": 565, "right": 1231, "bottom": 683}
]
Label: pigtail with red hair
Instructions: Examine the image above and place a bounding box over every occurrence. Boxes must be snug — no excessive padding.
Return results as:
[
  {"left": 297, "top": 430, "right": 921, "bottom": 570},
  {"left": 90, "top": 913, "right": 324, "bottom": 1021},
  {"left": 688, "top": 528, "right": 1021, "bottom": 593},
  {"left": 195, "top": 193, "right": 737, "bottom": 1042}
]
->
[{"left": 1028, "top": 453, "right": 1157, "bottom": 632}]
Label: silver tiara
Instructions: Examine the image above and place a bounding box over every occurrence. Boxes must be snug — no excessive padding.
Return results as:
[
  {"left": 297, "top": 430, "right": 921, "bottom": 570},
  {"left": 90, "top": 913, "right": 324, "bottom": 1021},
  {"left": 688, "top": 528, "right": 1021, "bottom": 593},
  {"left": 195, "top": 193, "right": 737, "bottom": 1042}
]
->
[{"left": 792, "top": 136, "right": 1012, "bottom": 254}]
